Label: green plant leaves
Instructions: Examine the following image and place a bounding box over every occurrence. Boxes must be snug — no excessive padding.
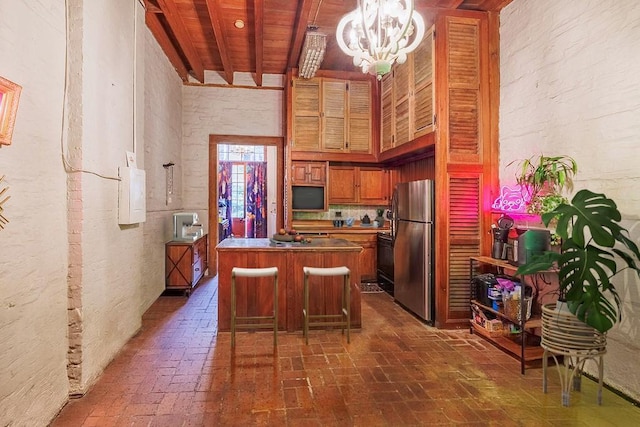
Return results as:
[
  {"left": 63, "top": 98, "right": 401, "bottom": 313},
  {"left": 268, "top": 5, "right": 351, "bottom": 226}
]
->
[{"left": 518, "top": 189, "right": 640, "bottom": 333}]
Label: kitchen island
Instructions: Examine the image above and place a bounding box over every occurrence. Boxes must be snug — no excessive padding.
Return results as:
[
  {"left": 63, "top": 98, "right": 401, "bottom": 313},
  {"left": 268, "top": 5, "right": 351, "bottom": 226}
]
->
[{"left": 216, "top": 238, "right": 362, "bottom": 332}]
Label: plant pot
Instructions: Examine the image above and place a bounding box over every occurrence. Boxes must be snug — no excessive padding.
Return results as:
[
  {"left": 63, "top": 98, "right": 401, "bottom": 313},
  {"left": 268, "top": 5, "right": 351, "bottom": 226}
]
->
[{"left": 541, "top": 303, "right": 607, "bottom": 406}]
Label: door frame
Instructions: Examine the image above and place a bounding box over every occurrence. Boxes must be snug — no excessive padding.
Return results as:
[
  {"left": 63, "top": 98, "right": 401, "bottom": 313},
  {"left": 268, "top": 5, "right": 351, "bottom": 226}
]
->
[{"left": 208, "top": 135, "right": 284, "bottom": 275}]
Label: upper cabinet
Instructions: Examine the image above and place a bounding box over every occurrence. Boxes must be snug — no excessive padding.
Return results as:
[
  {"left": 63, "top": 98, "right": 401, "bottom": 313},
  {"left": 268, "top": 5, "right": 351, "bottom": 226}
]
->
[
  {"left": 291, "top": 161, "right": 327, "bottom": 185},
  {"left": 291, "top": 77, "right": 373, "bottom": 156},
  {"left": 380, "top": 27, "right": 435, "bottom": 152},
  {"left": 328, "top": 166, "right": 390, "bottom": 205}
]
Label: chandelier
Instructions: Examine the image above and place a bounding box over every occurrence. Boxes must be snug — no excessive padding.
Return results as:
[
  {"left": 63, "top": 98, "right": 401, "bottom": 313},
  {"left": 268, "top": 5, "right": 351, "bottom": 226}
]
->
[
  {"left": 298, "top": 30, "right": 327, "bottom": 79},
  {"left": 336, "top": 0, "right": 425, "bottom": 79}
]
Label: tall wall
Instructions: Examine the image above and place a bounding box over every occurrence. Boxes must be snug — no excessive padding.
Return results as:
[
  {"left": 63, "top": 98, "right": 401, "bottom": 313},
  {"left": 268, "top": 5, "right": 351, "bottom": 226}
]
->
[
  {"left": 181, "top": 73, "right": 284, "bottom": 233},
  {"left": 0, "top": 2, "right": 69, "bottom": 425},
  {"left": 499, "top": 0, "right": 640, "bottom": 400},
  {"left": 0, "top": 0, "right": 183, "bottom": 424}
]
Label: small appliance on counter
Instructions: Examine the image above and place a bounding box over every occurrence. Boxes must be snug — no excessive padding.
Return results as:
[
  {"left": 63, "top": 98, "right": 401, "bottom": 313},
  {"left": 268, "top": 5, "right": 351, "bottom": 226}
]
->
[
  {"left": 491, "top": 214, "right": 514, "bottom": 260},
  {"left": 510, "top": 227, "right": 551, "bottom": 266},
  {"left": 173, "top": 212, "right": 204, "bottom": 241}
]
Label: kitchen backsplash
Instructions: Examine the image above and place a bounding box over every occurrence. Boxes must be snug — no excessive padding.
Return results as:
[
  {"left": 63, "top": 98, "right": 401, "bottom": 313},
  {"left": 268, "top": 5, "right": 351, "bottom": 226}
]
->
[{"left": 293, "top": 205, "right": 390, "bottom": 221}]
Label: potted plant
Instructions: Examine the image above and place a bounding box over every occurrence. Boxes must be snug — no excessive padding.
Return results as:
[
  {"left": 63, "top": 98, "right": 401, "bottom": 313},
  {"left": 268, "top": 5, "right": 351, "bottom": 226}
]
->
[
  {"left": 511, "top": 155, "right": 578, "bottom": 215},
  {"left": 516, "top": 189, "right": 640, "bottom": 333}
]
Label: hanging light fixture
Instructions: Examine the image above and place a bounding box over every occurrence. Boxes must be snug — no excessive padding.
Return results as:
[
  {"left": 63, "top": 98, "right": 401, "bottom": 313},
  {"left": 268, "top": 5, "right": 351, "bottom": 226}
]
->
[
  {"left": 298, "top": 29, "right": 327, "bottom": 79},
  {"left": 336, "top": 0, "right": 425, "bottom": 80}
]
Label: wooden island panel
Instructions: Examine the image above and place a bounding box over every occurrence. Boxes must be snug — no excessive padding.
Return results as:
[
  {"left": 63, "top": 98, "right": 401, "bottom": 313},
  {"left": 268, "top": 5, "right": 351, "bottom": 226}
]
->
[{"left": 216, "top": 238, "right": 362, "bottom": 332}]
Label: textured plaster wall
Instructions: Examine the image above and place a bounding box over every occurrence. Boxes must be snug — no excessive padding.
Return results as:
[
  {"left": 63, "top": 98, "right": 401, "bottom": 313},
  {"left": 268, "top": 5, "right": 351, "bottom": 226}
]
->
[
  {"left": 181, "top": 75, "right": 284, "bottom": 233},
  {"left": 0, "top": 0, "right": 182, "bottom": 424},
  {"left": 0, "top": 1, "right": 70, "bottom": 425},
  {"left": 500, "top": 0, "right": 640, "bottom": 400}
]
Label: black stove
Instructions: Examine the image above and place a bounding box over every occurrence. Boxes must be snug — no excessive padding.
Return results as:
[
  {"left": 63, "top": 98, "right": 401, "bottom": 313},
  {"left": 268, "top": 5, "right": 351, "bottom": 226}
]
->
[{"left": 376, "top": 232, "right": 394, "bottom": 296}]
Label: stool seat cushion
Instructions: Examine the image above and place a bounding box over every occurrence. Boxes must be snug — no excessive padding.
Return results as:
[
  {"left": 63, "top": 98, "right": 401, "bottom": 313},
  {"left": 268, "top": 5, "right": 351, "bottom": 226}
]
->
[
  {"left": 303, "top": 266, "right": 350, "bottom": 277},
  {"left": 232, "top": 266, "right": 278, "bottom": 278}
]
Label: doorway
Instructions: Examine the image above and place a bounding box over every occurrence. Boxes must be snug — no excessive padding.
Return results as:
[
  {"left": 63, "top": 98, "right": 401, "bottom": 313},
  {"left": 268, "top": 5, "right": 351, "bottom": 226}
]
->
[
  {"left": 208, "top": 135, "right": 284, "bottom": 274},
  {"left": 218, "top": 144, "right": 272, "bottom": 238}
]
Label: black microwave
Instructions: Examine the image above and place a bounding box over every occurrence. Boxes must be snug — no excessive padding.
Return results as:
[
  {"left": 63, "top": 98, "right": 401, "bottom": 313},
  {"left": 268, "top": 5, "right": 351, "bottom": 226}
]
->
[{"left": 291, "top": 185, "right": 327, "bottom": 211}]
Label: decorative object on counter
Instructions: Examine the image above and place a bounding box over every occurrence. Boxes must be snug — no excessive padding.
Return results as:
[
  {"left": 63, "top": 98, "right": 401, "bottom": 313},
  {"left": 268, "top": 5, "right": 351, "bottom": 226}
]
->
[
  {"left": 333, "top": 211, "right": 344, "bottom": 227},
  {"left": 375, "top": 208, "right": 385, "bottom": 226},
  {"left": 517, "top": 189, "right": 640, "bottom": 334},
  {"left": 345, "top": 217, "right": 354, "bottom": 227},
  {"left": 510, "top": 154, "right": 578, "bottom": 216},
  {"left": 361, "top": 213, "right": 371, "bottom": 224}
]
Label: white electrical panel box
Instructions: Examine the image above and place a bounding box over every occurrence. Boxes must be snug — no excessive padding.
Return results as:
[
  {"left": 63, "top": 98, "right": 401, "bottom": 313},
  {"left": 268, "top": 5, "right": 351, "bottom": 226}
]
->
[{"left": 118, "top": 166, "right": 146, "bottom": 224}]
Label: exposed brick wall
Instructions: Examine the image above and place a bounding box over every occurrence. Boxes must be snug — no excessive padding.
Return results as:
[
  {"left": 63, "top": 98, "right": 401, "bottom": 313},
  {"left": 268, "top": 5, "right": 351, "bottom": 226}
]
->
[
  {"left": 500, "top": 0, "right": 640, "bottom": 400},
  {"left": 181, "top": 79, "right": 284, "bottom": 233},
  {"left": 0, "top": 1, "right": 70, "bottom": 425},
  {"left": 0, "top": 0, "right": 183, "bottom": 424}
]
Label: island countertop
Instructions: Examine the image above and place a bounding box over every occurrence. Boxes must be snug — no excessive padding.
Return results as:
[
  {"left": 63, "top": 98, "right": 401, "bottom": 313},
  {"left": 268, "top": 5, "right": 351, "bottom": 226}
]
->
[
  {"left": 216, "top": 237, "right": 362, "bottom": 332},
  {"left": 216, "top": 237, "right": 362, "bottom": 251}
]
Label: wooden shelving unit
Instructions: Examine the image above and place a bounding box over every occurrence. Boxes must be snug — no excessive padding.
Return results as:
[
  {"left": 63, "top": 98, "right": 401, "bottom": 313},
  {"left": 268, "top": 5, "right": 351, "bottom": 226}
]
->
[{"left": 469, "top": 256, "right": 555, "bottom": 374}]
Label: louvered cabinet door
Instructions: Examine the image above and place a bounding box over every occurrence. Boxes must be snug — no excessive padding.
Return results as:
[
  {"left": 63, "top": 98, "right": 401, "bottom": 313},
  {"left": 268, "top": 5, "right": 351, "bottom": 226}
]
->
[
  {"left": 292, "top": 79, "right": 321, "bottom": 152},
  {"left": 321, "top": 79, "right": 347, "bottom": 152},
  {"left": 347, "top": 80, "right": 372, "bottom": 153},
  {"left": 413, "top": 27, "right": 435, "bottom": 138},
  {"left": 393, "top": 61, "right": 411, "bottom": 145},
  {"left": 434, "top": 12, "right": 494, "bottom": 328},
  {"left": 380, "top": 72, "right": 395, "bottom": 152}
]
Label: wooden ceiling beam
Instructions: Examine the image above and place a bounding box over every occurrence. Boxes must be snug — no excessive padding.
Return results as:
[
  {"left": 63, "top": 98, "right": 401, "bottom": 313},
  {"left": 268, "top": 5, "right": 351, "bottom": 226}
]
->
[
  {"left": 156, "top": 0, "right": 205, "bottom": 82},
  {"left": 145, "top": 10, "right": 189, "bottom": 82},
  {"left": 205, "top": 0, "right": 235, "bottom": 85},
  {"left": 253, "top": 0, "right": 264, "bottom": 86},
  {"left": 287, "top": 0, "right": 315, "bottom": 70}
]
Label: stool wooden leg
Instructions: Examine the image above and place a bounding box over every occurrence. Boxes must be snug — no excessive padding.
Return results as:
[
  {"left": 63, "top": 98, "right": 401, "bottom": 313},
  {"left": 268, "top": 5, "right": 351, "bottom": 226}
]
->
[
  {"left": 345, "top": 274, "right": 350, "bottom": 343},
  {"left": 304, "top": 274, "right": 309, "bottom": 345},
  {"left": 273, "top": 277, "right": 278, "bottom": 348},
  {"left": 231, "top": 275, "right": 236, "bottom": 349}
]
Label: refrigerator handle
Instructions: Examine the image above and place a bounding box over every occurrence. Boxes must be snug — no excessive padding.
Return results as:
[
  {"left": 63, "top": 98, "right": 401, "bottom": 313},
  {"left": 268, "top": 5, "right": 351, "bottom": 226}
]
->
[{"left": 391, "top": 188, "right": 398, "bottom": 244}]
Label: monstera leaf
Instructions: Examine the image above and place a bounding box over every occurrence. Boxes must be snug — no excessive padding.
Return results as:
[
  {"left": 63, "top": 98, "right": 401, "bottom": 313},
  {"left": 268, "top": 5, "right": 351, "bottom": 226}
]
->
[{"left": 517, "top": 189, "right": 640, "bottom": 333}]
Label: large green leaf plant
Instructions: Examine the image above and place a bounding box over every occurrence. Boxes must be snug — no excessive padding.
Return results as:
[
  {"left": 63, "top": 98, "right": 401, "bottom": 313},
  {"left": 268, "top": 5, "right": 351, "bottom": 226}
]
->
[{"left": 516, "top": 189, "right": 640, "bottom": 333}]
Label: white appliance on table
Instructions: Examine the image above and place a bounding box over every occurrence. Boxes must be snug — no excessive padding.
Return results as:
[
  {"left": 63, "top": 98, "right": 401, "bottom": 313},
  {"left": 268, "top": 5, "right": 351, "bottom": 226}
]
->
[{"left": 392, "top": 179, "right": 435, "bottom": 323}]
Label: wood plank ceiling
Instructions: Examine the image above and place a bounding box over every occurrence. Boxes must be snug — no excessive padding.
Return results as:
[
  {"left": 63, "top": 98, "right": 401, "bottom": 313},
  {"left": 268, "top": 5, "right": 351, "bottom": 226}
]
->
[{"left": 143, "top": 0, "right": 512, "bottom": 86}]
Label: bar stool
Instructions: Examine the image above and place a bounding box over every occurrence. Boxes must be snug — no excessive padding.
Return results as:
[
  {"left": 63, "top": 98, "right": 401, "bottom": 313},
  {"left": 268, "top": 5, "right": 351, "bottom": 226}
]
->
[
  {"left": 302, "top": 266, "right": 351, "bottom": 345},
  {"left": 231, "top": 266, "right": 278, "bottom": 348}
]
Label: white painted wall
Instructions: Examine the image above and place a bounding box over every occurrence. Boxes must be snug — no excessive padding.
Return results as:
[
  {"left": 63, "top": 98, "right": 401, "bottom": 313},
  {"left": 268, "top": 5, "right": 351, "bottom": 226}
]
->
[
  {"left": 0, "top": 2, "right": 69, "bottom": 425},
  {"left": 181, "top": 75, "right": 284, "bottom": 233},
  {"left": 0, "top": 0, "right": 183, "bottom": 424},
  {"left": 500, "top": 0, "right": 640, "bottom": 400}
]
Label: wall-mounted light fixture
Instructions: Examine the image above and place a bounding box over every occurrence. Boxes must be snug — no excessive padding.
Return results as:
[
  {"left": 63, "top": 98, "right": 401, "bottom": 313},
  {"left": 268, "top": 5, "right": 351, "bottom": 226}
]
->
[
  {"left": 298, "top": 29, "right": 327, "bottom": 79},
  {"left": 163, "top": 162, "right": 175, "bottom": 205},
  {"left": 336, "top": 0, "right": 425, "bottom": 80}
]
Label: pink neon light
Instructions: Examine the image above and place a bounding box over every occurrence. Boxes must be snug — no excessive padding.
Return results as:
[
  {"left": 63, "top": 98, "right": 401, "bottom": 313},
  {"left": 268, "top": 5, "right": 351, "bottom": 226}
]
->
[{"left": 492, "top": 185, "right": 529, "bottom": 212}]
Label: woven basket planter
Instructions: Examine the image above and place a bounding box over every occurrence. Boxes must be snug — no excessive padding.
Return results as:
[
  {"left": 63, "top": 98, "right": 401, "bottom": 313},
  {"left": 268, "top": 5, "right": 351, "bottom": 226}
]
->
[{"left": 541, "top": 303, "right": 607, "bottom": 406}]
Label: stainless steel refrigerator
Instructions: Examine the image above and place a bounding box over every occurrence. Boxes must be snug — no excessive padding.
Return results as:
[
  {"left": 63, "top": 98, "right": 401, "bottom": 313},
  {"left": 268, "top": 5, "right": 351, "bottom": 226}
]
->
[{"left": 392, "top": 179, "right": 435, "bottom": 323}]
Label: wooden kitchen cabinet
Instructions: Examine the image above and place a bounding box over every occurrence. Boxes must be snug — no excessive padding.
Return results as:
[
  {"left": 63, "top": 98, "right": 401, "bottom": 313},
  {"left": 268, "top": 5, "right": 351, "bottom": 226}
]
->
[
  {"left": 291, "top": 161, "right": 327, "bottom": 185},
  {"left": 165, "top": 234, "right": 208, "bottom": 296},
  {"left": 380, "top": 27, "right": 434, "bottom": 151},
  {"left": 328, "top": 166, "right": 390, "bottom": 205},
  {"left": 330, "top": 232, "right": 377, "bottom": 282},
  {"left": 291, "top": 77, "right": 372, "bottom": 155}
]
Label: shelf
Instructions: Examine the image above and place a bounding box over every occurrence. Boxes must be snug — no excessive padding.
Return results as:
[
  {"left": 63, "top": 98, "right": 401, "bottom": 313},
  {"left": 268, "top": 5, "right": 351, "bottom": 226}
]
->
[
  {"left": 470, "top": 322, "right": 545, "bottom": 362},
  {"left": 471, "top": 299, "right": 542, "bottom": 329}
]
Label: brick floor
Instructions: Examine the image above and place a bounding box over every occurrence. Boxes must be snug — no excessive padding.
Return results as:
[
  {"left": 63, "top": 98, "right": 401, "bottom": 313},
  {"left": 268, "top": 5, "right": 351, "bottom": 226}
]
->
[{"left": 51, "top": 275, "right": 640, "bottom": 426}]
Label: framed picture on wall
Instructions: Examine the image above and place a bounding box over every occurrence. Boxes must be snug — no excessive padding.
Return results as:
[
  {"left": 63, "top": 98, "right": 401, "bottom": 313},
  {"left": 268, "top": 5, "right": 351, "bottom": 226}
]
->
[{"left": 0, "top": 75, "right": 22, "bottom": 146}]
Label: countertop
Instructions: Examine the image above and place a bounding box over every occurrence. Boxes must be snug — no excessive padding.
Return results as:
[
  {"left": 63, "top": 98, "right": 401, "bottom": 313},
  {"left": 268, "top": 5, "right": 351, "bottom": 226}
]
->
[
  {"left": 216, "top": 237, "right": 362, "bottom": 251},
  {"left": 292, "top": 220, "right": 390, "bottom": 234}
]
